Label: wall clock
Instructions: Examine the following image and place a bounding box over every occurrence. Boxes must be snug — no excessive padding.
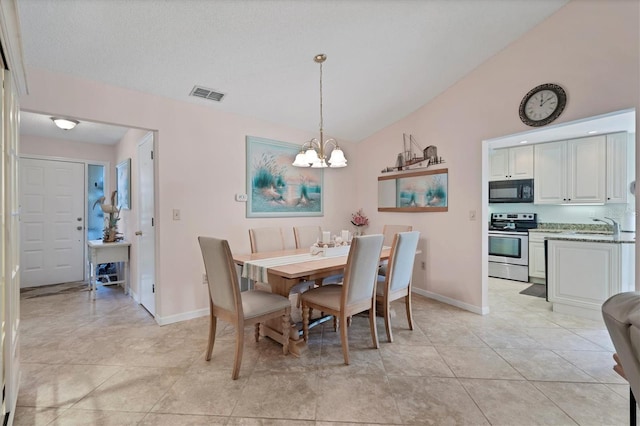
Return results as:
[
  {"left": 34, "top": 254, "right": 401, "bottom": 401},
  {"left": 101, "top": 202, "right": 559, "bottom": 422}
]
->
[{"left": 519, "top": 83, "right": 567, "bottom": 127}]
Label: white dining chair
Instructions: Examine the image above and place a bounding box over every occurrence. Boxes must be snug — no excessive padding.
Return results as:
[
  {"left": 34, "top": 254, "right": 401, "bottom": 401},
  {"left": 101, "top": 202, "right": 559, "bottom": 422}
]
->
[
  {"left": 198, "top": 236, "right": 291, "bottom": 379},
  {"left": 301, "top": 234, "right": 384, "bottom": 364},
  {"left": 376, "top": 231, "right": 420, "bottom": 342},
  {"left": 379, "top": 224, "right": 413, "bottom": 276},
  {"left": 293, "top": 225, "right": 321, "bottom": 249}
]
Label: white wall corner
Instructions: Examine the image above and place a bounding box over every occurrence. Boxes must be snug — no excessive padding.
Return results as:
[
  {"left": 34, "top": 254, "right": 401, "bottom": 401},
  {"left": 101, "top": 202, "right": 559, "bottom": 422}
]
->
[{"left": 0, "top": 0, "right": 28, "bottom": 95}]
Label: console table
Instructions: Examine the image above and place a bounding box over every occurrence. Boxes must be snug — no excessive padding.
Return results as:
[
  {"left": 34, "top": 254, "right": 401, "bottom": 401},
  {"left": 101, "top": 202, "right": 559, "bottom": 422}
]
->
[{"left": 87, "top": 240, "right": 131, "bottom": 300}]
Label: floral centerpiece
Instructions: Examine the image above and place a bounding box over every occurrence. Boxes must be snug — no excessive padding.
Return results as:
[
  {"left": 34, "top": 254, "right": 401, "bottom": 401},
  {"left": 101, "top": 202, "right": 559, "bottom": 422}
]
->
[{"left": 351, "top": 208, "right": 369, "bottom": 236}]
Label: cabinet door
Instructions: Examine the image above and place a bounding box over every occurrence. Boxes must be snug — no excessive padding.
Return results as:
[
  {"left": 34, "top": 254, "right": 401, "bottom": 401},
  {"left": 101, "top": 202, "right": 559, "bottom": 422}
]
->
[
  {"left": 529, "top": 241, "right": 546, "bottom": 278},
  {"left": 489, "top": 148, "right": 509, "bottom": 181},
  {"left": 509, "top": 145, "right": 534, "bottom": 179},
  {"left": 567, "top": 136, "right": 605, "bottom": 203},
  {"left": 606, "top": 132, "right": 628, "bottom": 203},
  {"left": 534, "top": 141, "right": 566, "bottom": 204}
]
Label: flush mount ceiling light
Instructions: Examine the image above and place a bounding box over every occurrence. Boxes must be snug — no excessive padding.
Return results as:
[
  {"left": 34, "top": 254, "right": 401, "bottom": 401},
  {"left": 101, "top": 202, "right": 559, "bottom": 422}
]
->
[
  {"left": 51, "top": 117, "right": 79, "bottom": 130},
  {"left": 292, "top": 54, "right": 347, "bottom": 168}
]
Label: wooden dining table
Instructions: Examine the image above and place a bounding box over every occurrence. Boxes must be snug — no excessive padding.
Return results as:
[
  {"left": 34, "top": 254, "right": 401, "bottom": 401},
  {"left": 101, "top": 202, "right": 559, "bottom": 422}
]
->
[{"left": 233, "top": 246, "right": 391, "bottom": 356}]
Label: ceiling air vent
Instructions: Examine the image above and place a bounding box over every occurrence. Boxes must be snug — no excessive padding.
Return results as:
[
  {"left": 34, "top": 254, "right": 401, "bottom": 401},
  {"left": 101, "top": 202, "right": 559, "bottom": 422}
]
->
[{"left": 189, "top": 86, "right": 225, "bottom": 102}]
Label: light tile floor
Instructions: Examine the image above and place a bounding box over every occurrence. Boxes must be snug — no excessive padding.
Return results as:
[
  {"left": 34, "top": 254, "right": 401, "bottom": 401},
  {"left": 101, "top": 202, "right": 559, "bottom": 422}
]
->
[{"left": 14, "top": 278, "right": 635, "bottom": 425}]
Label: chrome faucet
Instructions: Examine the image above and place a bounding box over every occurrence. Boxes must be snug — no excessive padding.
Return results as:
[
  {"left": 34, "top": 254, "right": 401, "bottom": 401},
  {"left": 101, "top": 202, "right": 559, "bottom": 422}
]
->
[{"left": 594, "top": 217, "right": 620, "bottom": 239}]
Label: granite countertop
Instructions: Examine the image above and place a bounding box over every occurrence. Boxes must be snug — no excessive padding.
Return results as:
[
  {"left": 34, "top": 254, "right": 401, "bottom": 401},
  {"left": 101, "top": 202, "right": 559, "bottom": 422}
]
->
[{"left": 530, "top": 223, "right": 635, "bottom": 244}]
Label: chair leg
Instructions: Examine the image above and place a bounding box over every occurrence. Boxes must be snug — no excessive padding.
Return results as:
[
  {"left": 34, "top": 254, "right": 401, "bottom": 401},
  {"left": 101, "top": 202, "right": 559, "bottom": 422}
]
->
[
  {"left": 302, "top": 305, "right": 310, "bottom": 342},
  {"left": 282, "top": 313, "right": 291, "bottom": 355},
  {"left": 340, "top": 314, "right": 350, "bottom": 365},
  {"left": 369, "top": 304, "right": 379, "bottom": 349},
  {"left": 333, "top": 315, "right": 337, "bottom": 332},
  {"left": 232, "top": 326, "right": 244, "bottom": 380},
  {"left": 254, "top": 323, "right": 260, "bottom": 342},
  {"left": 631, "top": 387, "right": 636, "bottom": 426},
  {"left": 405, "top": 293, "right": 414, "bottom": 331},
  {"left": 384, "top": 299, "right": 393, "bottom": 343},
  {"left": 205, "top": 313, "right": 217, "bottom": 361}
]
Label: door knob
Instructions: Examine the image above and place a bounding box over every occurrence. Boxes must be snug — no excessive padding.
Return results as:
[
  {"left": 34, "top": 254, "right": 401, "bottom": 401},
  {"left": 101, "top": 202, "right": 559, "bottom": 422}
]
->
[{"left": 135, "top": 231, "right": 143, "bottom": 236}]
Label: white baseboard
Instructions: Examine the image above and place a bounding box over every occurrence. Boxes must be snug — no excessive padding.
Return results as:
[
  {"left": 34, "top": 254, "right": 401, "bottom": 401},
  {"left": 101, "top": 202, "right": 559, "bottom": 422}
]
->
[
  {"left": 412, "top": 288, "right": 489, "bottom": 315},
  {"left": 156, "top": 308, "right": 209, "bottom": 326}
]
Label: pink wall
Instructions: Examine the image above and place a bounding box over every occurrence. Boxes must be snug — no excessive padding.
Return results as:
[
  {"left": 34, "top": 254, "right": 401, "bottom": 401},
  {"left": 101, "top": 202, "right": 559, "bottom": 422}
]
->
[
  {"left": 20, "top": 134, "right": 116, "bottom": 166},
  {"left": 357, "top": 0, "right": 639, "bottom": 311},
  {"left": 18, "top": 0, "right": 639, "bottom": 319},
  {"left": 20, "top": 72, "right": 358, "bottom": 322}
]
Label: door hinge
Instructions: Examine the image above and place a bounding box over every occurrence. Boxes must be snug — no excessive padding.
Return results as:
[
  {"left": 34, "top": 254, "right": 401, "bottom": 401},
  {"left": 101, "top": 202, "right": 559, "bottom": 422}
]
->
[
  {"left": 152, "top": 283, "right": 155, "bottom": 293},
  {"left": 151, "top": 217, "right": 154, "bottom": 226},
  {"left": 151, "top": 150, "right": 154, "bottom": 160}
]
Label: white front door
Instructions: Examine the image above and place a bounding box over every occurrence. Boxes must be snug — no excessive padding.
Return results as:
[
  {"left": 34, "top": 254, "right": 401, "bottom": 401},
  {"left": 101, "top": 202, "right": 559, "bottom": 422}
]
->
[
  {"left": 137, "top": 133, "right": 156, "bottom": 315},
  {"left": 20, "top": 158, "right": 85, "bottom": 287}
]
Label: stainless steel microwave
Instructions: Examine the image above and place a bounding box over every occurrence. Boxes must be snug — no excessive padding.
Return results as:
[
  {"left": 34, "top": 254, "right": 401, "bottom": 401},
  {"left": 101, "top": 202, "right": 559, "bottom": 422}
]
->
[{"left": 488, "top": 179, "right": 534, "bottom": 203}]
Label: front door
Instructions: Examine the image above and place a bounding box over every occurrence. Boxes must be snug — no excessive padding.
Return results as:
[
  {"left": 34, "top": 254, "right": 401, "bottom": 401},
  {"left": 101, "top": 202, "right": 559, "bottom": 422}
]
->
[
  {"left": 137, "top": 133, "right": 156, "bottom": 315},
  {"left": 20, "top": 158, "right": 85, "bottom": 287}
]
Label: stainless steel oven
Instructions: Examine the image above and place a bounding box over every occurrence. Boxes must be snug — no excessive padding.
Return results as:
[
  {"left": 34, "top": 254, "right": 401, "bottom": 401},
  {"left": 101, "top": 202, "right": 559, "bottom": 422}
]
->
[{"left": 488, "top": 213, "right": 537, "bottom": 282}]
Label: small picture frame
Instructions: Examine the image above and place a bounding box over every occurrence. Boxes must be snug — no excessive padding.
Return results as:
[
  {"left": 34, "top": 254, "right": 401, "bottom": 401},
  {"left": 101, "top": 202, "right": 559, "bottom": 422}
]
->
[{"left": 116, "top": 158, "right": 131, "bottom": 210}]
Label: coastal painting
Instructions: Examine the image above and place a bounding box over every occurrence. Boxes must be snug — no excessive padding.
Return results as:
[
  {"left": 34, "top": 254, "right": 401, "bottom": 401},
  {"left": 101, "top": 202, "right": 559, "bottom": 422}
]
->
[
  {"left": 246, "top": 136, "right": 323, "bottom": 217},
  {"left": 397, "top": 169, "right": 448, "bottom": 210}
]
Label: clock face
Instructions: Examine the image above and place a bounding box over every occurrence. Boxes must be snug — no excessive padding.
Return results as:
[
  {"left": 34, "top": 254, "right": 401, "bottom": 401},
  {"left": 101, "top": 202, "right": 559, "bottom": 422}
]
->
[{"left": 519, "top": 83, "right": 566, "bottom": 127}]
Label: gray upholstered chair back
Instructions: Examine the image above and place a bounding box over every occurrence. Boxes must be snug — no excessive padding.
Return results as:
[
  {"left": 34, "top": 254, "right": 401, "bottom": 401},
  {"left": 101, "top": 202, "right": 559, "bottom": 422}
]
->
[
  {"left": 249, "top": 227, "right": 285, "bottom": 253},
  {"left": 387, "top": 231, "right": 420, "bottom": 292},
  {"left": 602, "top": 292, "right": 640, "bottom": 399},
  {"left": 293, "top": 225, "right": 321, "bottom": 249},
  {"left": 198, "top": 236, "right": 241, "bottom": 316},
  {"left": 343, "top": 234, "right": 384, "bottom": 305},
  {"left": 382, "top": 224, "right": 412, "bottom": 247}
]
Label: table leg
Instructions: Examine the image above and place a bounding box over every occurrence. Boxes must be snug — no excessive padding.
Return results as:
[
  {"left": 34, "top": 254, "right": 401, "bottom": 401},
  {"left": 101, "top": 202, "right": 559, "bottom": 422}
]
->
[
  {"left": 90, "top": 258, "right": 97, "bottom": 300},
  {"left": 265, "top": 273, "right": 307, "bottom": 356}
]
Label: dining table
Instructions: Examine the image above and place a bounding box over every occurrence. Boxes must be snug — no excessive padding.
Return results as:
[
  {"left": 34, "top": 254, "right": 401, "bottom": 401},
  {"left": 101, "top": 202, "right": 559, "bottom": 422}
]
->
[{"left": 233, "top": 246, "right": 391, "bottom": 356}]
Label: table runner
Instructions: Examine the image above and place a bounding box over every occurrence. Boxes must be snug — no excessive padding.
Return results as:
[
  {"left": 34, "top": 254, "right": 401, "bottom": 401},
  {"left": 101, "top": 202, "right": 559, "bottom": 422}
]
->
[{"left": 242, "top": 253, "right": 322, "bottom": 283}]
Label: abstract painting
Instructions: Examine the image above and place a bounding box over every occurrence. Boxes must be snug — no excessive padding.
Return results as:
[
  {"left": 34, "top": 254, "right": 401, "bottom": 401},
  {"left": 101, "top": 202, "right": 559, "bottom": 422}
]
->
[
  {"left": 246, "top": 136, "right": 323, "bottom": 217},
  {"left": 116, "top": 158, "right": 131, "bottom": 210}
]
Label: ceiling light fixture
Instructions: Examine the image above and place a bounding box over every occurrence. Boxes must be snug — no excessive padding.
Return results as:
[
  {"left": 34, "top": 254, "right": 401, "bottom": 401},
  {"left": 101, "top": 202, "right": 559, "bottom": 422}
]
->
[
  {"left": 587, "top": 130, "right": 599, "bottom": 134},
  {"left": 292, "top": 54, "right": 347, "bottom": 168},
  {"left": 50, "top": 117, "right": 79, "bottom": 130}
]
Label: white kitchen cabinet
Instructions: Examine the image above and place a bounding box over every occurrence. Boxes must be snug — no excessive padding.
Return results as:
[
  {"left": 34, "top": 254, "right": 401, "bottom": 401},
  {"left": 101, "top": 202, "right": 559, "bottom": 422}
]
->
[
  {"left": 547, "top": 239, "right": 634, "bottom": 320},
  {"left": 606, "top": 132, "right": 629, "bottom": 203},
  {"left": 528, "top": 233, "right": 546, "bottom": 280},
  {"left": 489, "top": 145, "right": 533, "bottom": 181},
  {"left": 534, "top": 136, "right": 606, "bottom": 204}
]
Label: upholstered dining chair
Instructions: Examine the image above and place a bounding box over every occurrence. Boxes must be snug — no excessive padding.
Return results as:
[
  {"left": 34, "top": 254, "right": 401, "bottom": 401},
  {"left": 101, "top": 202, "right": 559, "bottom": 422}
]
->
[
  {"left": 301, "top": 234, "right": 385, "bottom": 364},
  {"left": 376, "top": 231, "right": 420, "bottom": 342},
  {"left": 249, "top": 226, "right": 313, "bottom": 302},
  {"left": 379, "top": 224, "right": 413, "bottom": 276},
  {"left": 602, "top": 292, "right": 640, "bottom": 424},
  {"left": 198, "top": 236, "right": 291, "bottom": 380},
  {"left": 293, "top": 225, "right": 321, "bottom": 249}
]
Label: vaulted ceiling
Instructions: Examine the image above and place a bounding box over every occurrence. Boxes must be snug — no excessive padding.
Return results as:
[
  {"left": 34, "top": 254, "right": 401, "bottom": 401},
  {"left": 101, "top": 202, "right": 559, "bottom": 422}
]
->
[{"left": 17, "top": 0, "right": 569, "bottom": 144}]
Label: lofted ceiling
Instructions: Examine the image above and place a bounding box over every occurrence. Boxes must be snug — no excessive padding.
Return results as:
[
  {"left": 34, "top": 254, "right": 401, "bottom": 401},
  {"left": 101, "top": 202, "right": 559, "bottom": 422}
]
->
[{"left": 16, "top": 0, "right": 569, "bottom": 144}]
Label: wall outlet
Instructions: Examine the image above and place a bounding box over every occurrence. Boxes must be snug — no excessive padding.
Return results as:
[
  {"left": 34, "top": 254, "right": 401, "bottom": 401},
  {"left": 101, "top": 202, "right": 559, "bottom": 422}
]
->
[
  {"left": 202, "top": 273, "right": 208, "bottom": 285},
  {"left": 421, "top": 261, "right": 426, "bottom": 270},
  {"left": 172, "top": 209, "right": 181, "bottom": 220},
  {"left": 235, "top": 193, "right": 248, "bottom": 202}
]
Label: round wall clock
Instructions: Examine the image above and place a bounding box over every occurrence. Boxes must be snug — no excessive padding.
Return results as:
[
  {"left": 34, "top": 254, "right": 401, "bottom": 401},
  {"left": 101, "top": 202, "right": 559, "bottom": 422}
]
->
[{"left": 519, "top": 83, "right": 567, "bottom": 127}]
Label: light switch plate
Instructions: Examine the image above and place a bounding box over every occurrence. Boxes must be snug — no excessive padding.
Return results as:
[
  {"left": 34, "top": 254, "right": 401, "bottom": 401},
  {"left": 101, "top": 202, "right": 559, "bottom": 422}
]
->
[{"left": 235, "top": 193, "right": 248, "bottom": 202}]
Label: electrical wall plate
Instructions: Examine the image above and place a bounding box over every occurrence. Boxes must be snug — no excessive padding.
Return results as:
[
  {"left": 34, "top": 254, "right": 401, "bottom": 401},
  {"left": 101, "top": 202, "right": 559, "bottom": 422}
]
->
[{"left": 235, "top": 193, "right": 248, "bottom": 202}]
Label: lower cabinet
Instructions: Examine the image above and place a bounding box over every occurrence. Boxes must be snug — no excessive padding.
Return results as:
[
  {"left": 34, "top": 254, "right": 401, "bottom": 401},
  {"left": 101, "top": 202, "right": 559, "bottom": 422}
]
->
[
  {"left": 547, "top": 240, "right": 635, "bottom": 320},
  {"left": 528, "top": 233, "right": 546, "bottom": 280}
]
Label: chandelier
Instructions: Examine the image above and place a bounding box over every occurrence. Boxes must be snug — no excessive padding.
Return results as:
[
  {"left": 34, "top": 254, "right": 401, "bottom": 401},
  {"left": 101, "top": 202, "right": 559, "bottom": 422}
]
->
[{"left": 292, "top": 54, "right": 347, "bottom": 168}]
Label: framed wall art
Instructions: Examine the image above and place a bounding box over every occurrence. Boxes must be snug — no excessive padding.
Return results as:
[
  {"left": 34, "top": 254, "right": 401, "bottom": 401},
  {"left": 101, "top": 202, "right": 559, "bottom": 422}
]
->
[
  {"left": 116, "top": 158, "right": 131, "bottom": 210},
  {"left": 378, "top": 168, "right": 448, "bottom": 212},
  {"left": 246, "top": 136, "right": 323, "bottom": 217}
]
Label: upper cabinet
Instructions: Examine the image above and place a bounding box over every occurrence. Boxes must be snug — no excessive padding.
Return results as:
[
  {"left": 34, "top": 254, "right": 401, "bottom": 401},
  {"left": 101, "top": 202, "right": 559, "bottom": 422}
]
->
[
  {"left": 488, "top": 145, "right": 534, "bottom": 181},
  {"left": 606, "top": 132, "right": 630, "bottom": 204},
  {"left": 534, "top": 135, "right": 606, "bottom": 204}
]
